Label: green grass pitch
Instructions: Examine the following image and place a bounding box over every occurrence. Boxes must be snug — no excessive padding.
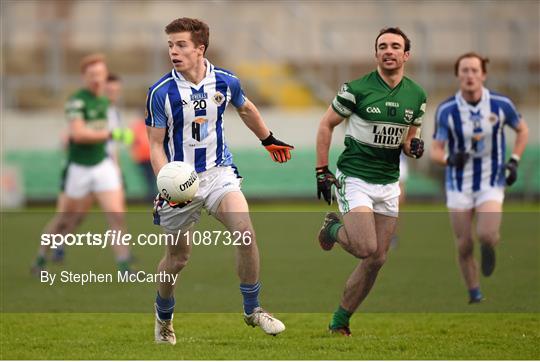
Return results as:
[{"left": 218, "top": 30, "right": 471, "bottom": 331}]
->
[
  {"left": 2, "top": 313, "right": 538, "bottom": 359},
  {"left": 1, "top": 202, "right": 539, "bottom": 359}
]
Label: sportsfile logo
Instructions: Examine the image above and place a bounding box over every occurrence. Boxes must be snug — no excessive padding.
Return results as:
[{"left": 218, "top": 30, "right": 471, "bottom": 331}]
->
[{"left": 372, "top": 124, "right": 405, "bottom": 146}]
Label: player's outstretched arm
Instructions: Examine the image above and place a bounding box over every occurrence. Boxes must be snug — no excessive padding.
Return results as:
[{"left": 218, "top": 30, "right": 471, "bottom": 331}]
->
[
  {"left": 236, "top": 99, "right": 270, "bottom": 140},
  {"left": 69, "top": 118, "right": 110, "bottom": 144},
  {"left": 236, "top": 100, "right": 294, "bottom": 163}
]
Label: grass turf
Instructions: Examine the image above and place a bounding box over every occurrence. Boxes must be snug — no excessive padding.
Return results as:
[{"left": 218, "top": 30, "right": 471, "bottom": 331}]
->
[
  {"left": 1, "top": 201, "right": 539, "bottom": 359},
  {"left": 1, "top": 313, "right": 539, "bottom": 360}
]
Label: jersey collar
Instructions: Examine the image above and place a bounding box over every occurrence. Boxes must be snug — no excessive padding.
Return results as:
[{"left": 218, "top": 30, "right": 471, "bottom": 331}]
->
[
  {"left": 455, "top": 87, "right": 489, "bottom": 110},
  {"left": 374, "top": 69, "right": 403, "bottom": 92},
  {"left": 171, "top": 59, "right": 215, "bottom": 85}
]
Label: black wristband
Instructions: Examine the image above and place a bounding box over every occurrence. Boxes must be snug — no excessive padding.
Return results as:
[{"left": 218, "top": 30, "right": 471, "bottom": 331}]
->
[
  {"left": 509, "top": 155, "right": 520, "bottom": 165},
  {"left": 316, "top": 165, "right": 329, "bottom": 174},
  {"left": 261, "top": 131, "right": 275, "bottom": 146}
]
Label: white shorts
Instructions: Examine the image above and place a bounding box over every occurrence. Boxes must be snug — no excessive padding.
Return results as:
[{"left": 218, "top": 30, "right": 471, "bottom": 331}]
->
[
  {"left": 446, "top": 187, "right": 505, "bottom": 210},
  {"left": 154, "top": 166, "right": 242, "bottom": 231},
  {"left": 335, "top": 169, "right": 400, "bottom": 218},
  {"left": 399, "top": 155, "right": 409, "bottom": 182},
  {"left": 64, "top": 158, "right": 122, "bottom": 198}
]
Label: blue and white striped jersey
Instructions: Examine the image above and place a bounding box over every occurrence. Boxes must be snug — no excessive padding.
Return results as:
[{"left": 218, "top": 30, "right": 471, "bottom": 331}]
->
[
  {"left": 433, "top": 87, "right": 521, "bottom": 192},
  {"left": 145, "top": 60, "right": 246, "bottom": 173}
]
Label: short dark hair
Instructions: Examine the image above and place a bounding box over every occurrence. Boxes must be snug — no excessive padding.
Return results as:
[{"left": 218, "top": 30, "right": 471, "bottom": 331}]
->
[
  {"left": 454, "top": 52, "right": 489, "bottom": 76},
  {"left": 107, "top": 73, "right": 120, "bottom": 82},
  {"left": 165, "top": 18, "right": 210, "bottom": 54},
  {"left": 375, "top": 27, "right": 411, "bottom": 52}
]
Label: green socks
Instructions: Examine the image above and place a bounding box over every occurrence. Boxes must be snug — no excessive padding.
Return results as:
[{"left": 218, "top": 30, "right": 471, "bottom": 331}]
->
[
  {"left": 330, "top": 305, "right": 352, "bottom": 329},
  {"left": 35, "top": 255, "right": 46, "bottom": 268},
  {"left": 328, "top": 221, "right": 342, "bottom": 243},
  {"left": 117, "top": 260, "right": 131, "bottom": 273}
]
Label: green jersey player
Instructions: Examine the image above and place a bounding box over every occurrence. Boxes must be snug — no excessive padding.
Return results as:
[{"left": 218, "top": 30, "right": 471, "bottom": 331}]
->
[
  {"left": 315, "top": 27, "right": 427, "bottom": 336},
  {"left": 65, "top": 88, "right": 109, "bottom": 165},
  {"left": 31, "top": 55, "right": 134, "bottom": 276}
]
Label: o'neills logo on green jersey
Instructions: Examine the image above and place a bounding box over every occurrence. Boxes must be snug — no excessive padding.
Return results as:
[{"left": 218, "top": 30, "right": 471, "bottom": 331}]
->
[{"left": 372, "top": 124, "right": 405, "bottom": 146}]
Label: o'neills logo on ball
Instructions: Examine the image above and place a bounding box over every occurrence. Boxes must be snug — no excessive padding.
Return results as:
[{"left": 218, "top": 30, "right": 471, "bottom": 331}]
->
[
  {"left": 372, "top": 125, "right": 405, "bottom": 146},
  {"left": 179, "top": 171, "right": 198, "bottom": 191}
]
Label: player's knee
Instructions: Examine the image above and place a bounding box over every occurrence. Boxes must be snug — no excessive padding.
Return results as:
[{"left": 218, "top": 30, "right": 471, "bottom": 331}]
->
[
  {"left": 350, "top": 242, "right": 377, "bottom": 259},
  {"left": 168, "top": 253, "right": 190, "bottom": 273},
  {"left": 72, "top": 213, "right": 85, "bottom": 228},
  {"left": 457, "top": 240, "right": 474, "bottom": 258},
  {"left": 364, "top": 252, "right": 387, "bottom": 271},
  {"left": 57, "top": 213, "right": 82, "bottom": 233},
  {"left": 234, "top": 225, "right": 256, "bottom": 247},
  {"left": 106, "top": 212, "right": 125, "bottom": 229},
  {"left": 477, "top": 230, "right": 499, "bottom": 246}
]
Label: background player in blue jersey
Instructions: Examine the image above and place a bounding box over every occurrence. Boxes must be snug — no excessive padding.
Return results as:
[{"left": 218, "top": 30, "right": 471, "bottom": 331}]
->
[
  {"left": 430, "top": 52, "right": 529, "bottom": 303},
  {"left": 146, "top": 18, "right": 293, "bottom": 344}
]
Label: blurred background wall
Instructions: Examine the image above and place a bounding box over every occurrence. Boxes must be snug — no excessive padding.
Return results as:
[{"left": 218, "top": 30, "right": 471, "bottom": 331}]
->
[{"left": 1, "top": 0, "right": 539, "bottom": 204}]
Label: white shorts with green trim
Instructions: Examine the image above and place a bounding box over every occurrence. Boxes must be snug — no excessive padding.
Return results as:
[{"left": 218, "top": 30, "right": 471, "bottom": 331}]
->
[
  {"left": 335, "top": 169, "right": 400, "bottom": 218},
  {"left": 64, "top": 158, "right": 122, "bottom": 198},
  {"left": 154, "top": 166, "right": 242, "bottom": 232}
]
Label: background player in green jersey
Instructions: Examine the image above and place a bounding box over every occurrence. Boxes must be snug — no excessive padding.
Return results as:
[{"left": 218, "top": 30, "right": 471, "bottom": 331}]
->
[
  {"left": 31, "top": 73, "right": 131, "bottom": 270},
  {"left": 315, "top": 28, "right": 427, "bottom": 336},
  {"left": 31, "top": 55, "right": 134, "bottom": 274}
]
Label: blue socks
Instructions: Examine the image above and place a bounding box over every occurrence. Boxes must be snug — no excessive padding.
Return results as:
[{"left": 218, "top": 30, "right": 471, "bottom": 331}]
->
[
  {"left": 157, "top": 283, "right": 261, "bottom": 319},
  {"left": 240, "top": 282, "right": 261, "bottom": 315},
  {"left": 156, "top": 292, "right": 175, "bottom": 320},
  {"left": 469, "top": 287, "right": 483, "bottom": 301}
]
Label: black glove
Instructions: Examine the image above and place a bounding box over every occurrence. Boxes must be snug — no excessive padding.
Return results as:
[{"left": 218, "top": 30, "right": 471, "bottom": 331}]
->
[
  {"left": 316, "top": 166, "right": 341, "bottom": 205},
  {"left": 261, "top": 132, "right": 294, "bottom": 163},
  {"left": 409, "top": 138, "right": 424, "bottom": 158},
  {"left": 505, "top": 156, "right": 519, "bottom": 186},
  {"left": 447, "top": 152, "right": 469, "bottom": 169}
]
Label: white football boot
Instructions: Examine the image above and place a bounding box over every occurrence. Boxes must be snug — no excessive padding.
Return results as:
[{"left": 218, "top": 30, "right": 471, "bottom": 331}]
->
[
  {"left": 154, "top": 304, "right": 176, "bottom": 345},
  {"left": 244, "top": 307, "right": 285, "bottom": 336}
]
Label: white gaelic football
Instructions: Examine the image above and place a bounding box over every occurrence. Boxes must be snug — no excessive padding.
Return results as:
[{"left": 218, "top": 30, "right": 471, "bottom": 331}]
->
[{"left": 157, "top": 161, "right": 199, "bottom": 203}]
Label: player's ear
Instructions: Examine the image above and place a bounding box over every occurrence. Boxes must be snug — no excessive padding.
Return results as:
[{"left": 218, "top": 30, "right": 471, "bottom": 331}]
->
[
  {"left": 198, "top": 44, "right": 206, "bottom": 56},
  {"left": 403, "top": 51, "right": 410, "bottom": 62}
]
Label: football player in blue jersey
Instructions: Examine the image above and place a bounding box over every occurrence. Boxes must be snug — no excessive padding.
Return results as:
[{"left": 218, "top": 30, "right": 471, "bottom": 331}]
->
[
  {"left": 431, "top": 52, "right": 529, "bottom": 304},
  {"left": 146, "top": 18, "right": 293, "bottom": 344}
]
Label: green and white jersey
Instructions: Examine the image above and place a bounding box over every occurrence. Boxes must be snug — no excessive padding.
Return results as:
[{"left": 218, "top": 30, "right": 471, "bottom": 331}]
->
[
  {"left": 65, "top": 88, "right": 109, "bottom": 166},
  {"left": 332, "top": 70, "right": 427, "bottom": 184}
]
